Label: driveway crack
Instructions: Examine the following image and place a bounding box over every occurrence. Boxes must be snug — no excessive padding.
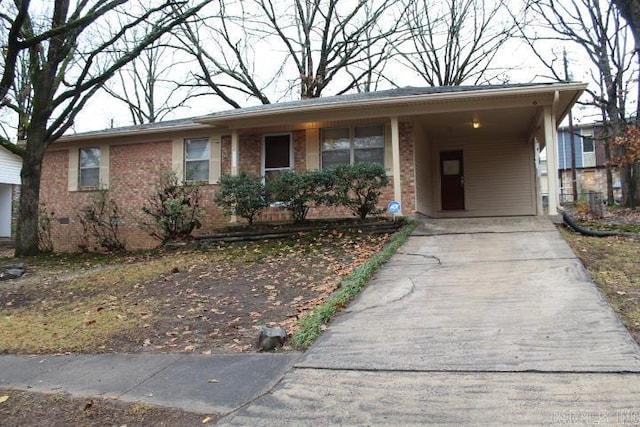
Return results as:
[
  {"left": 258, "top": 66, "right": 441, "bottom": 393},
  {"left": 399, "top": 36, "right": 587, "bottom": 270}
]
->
[{"left": 398, "top": 252, "right": 442, "bottom": 264}]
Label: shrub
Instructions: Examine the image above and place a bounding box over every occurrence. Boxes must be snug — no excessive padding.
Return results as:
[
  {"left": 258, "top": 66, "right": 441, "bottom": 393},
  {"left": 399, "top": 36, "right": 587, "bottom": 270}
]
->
[
  {"left": 214, "top": 172, "right": 268, "bottom": 225},
  {"left": 328, "top": 162, "right": 389, "bottom": 220},
  {"left": 267, "top": 170, "right": 326, "bottom": 222},
  {"left": 141, "top": 170, "right": 204, "bottom": 242},
  {"left": 77, "top": 189, "right": 126, "bottom": 252}
]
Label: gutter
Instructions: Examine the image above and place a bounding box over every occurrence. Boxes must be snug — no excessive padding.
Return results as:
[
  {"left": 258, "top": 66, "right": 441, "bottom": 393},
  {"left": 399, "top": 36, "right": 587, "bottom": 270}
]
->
[{"left": 196, "top": 83, "right": 589, "bottom": 125}]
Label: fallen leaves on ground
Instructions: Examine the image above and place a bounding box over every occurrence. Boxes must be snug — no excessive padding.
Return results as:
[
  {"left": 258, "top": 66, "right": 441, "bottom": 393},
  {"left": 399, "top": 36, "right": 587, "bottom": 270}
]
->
[{"left": 0, "top": 228, "right": 394, "bottom": 354}]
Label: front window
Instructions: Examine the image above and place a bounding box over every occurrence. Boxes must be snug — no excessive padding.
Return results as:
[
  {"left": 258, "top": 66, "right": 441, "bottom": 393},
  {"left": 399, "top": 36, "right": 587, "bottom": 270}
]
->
[
  {"left": 264, "top": 134, "right": 292, "bottom": 183},
  {"left": 185, "top": 138, "right": 210, "bottom": 181},
  {"left": 321, "top": 125, "right": 384, "bottom": 169},
  {"left": 79, "top": 147, "right": 100, "bottom": 188}
]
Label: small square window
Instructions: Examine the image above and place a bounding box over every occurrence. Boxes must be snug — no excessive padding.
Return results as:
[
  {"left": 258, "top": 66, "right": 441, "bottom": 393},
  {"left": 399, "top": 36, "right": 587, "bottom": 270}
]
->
[
  {"left": 79, "top": 147, "right": 100, "bottom": 188},
  {"left": 185, "top": 138, "right": 210, "bottom": 181}
]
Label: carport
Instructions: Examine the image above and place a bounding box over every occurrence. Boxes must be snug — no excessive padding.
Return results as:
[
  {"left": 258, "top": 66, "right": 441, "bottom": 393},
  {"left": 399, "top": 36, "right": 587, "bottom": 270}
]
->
[{"left": 409, "top": 84, "right": 586, "bottom": 217}]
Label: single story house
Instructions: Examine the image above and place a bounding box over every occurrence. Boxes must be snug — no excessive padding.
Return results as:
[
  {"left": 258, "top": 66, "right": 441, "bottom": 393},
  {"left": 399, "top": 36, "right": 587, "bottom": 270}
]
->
[
  {"left": 42, "top": 83, "right": 586, "bottom": 251},
  {"left": 0, "top": 144, "right": 22, "bottom": 239}
]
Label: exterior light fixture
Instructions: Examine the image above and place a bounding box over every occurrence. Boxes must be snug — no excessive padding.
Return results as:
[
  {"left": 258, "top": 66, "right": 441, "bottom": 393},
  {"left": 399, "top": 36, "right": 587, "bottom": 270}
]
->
[{"left": 472, "top": 119, "right": 480, "bottom": 129}]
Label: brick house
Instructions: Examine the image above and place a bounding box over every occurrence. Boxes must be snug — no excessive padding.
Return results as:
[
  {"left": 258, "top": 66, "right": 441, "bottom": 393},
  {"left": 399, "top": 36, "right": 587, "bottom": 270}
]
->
[{"left": 41, "top": 83, "right": 585, "bottom": 251}]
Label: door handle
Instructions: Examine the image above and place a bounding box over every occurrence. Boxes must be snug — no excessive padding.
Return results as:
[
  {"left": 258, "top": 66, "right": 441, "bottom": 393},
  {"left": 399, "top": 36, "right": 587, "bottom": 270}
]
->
[{"left": 460, "top": 176, "right": 464, "bottom": 187}]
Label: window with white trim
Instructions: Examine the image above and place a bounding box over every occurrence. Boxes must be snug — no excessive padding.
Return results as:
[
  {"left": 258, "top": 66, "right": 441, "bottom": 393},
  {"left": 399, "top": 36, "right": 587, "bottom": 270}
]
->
[
  {"left": 79, "top": 147, "right": 100, "bottom": 188},
  {"left": 185, "top": 138, "right": 210, "bottom": 181},
  {"left": 263, "top": 134, "right": 292, "bottom": 184},
  {"left": 581, "top": 130, "right": 596, "bottom": 167},
  {"left": 321, "top": 125, "right": 384, "bottom": 169}
]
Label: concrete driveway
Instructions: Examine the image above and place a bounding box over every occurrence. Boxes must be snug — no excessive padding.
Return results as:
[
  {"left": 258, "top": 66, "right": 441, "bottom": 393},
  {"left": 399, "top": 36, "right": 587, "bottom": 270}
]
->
[{"left": 220, "top": 217, "right": 640, "bottom": 425}]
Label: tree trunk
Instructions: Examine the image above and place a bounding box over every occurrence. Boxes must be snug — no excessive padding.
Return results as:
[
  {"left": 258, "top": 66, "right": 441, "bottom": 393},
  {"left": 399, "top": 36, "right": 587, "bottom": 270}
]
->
[
  {"left": 620, "top": 164, "right": 634, "bottom": 207},
  {"left": 606, "top": 166, "right": 614, "bottom": 205},
  {"left": 603, "top": 139, "right": 615, "bottom": 204},
  {"left": 633, "top": 162, "right": 640, "bottom": 207},
  {"left": 15, "top": 124, "right": 47, "bottom": 256}
]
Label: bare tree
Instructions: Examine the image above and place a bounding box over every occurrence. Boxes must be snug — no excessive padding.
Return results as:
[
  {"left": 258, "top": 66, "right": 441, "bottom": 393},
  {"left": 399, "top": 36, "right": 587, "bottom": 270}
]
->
[
  {"left": 176, "top": 0, "right": 402, "bottom": 107},
  {"left": 0, "top": 0, "right": 209, "bottom": 256},
  {"left": 1, "top": 36, "right": 31, "bottom": 142},
  {"left": 397, "top": 0, "right": 518, "bottom": 86},
  {"left": 102, "top": 35, "right": 196, "bottom": 125},
  {"left": 174, "top": 0, "right": 273, "bottom": 108},
  {"left": 258, "top": 0, "right": 403, "bottom": 99},
  {"left": 520, "top": 0, "right": 638, "bottom": 206},
  {"left": 611, "top": 0, "right": 640, "bottom": 205}
]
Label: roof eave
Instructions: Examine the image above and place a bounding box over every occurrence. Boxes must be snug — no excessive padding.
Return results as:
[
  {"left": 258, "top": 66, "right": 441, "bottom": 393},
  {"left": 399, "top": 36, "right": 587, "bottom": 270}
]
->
[
  {"left": 56, "top": 122, "right": 212, "bottom": 143},
  {"left": 196, "top": 82, "right": 589, "bottom": 126}
]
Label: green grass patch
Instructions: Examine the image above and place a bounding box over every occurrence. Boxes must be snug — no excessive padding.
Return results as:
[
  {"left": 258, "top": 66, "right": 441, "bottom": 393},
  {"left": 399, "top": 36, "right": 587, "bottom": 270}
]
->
[
  {"left": 291, "top": 221, "right": 416, "bottom": 349},
  {"left": 0, "top": 300, "right": 142, "bottom": 353},
  {"left": 560, "top": 227, "right": 640, "bottom": 345}
]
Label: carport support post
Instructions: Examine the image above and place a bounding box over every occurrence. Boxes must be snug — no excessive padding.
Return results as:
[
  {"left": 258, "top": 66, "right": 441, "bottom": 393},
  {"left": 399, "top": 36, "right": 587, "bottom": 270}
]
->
[
  {"left": 230, "top": 130, "right": 239, "bottom": 223},
  {"left": 231, "top": 130, "right": 239, "bottom": 176},
  {"left": 391, "top": 117, "right": 402, "bottom": 208},
  {"left": 543, "top": 106, "right": 560, "bottom": 215}
]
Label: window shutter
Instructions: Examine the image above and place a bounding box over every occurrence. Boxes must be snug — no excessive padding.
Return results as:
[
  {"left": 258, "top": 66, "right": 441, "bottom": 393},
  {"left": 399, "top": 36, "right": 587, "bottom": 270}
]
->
[
  {"left": 172, "top": 139, "right": 184, "bottom": 184},
  {"left": 306, "top": 128, "right": 320, "bottom": 170},
  {"left": 68, "top": 148, "right": 78, "bottom": 191},
  {"left": 99, "top": 144, "right": 109, "bottom": 189},
  {"left": 384, "top": 124, "right": 393, "bottom": 175},
  {"left": 210, "top": 138, "right": 221, "bottom": 184}
]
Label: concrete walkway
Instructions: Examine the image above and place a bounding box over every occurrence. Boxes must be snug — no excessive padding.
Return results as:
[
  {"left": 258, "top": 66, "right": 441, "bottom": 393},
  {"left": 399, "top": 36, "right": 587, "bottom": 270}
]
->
[
  {"left": 220, "top": 217, "right": 640, "bottom": 425},
  {"left": 0, "top": 353, "right": 299, "bottom": 414}
]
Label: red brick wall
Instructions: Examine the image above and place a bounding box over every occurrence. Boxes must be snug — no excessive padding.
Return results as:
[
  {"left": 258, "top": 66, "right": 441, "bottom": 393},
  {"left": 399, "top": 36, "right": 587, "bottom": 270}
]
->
[
  {"left": 221, "top": 135, "right": 231, "bottom": 176},
  {"left": 108, "top": 141, "right": 172, "bottom": 249},
  {"left": 41, "top": 150, "right": 95, "bottom": 252},
  {"left": 239, "top": 134, "right": 261, "bottom": 176},
  {"left": 41, "top": 122, "right": 418, "bottom": 251},
  {"left": 41, "top": 142, "right": 226, "bottom": 252},
  {"left": 399, "top": 121, "right": 416, "bottom": 214}
]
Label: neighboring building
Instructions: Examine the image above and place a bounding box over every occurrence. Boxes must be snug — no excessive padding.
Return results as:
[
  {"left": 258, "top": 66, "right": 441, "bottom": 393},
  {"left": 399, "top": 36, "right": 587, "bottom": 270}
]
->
[
  {"left": 40, "top": 83, "right": 585, "bottom": 251},
  {"left": 0, "top": 145, "right": 22, "bottom": 239},
  {"left": 556, "top": 123, "right": 620, "bottom": 203}
]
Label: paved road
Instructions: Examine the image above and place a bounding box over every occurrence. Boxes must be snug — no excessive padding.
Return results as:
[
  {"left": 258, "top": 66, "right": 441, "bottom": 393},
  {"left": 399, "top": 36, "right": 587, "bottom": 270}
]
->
[{"left": 220, "top": 217, "right": 640, "bottom": 425}]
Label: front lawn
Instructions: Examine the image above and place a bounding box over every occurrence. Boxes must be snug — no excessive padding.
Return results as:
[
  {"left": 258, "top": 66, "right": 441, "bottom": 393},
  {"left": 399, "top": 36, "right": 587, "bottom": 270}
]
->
[{"left": 0, "top": 225, "right": 406, "bottom": 355}]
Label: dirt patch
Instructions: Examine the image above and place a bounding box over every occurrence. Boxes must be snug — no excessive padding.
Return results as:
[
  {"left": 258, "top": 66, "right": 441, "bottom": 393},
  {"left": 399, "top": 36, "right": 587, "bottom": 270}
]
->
[
  {"left": 0, "top": 389, "right": 220, "bottom": 426},
  {"left": 0, "top": 227, "right": 392, "bottom": 354},
  {"left": 560, "top": 207, "right": 640, "bottom": 344}
]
